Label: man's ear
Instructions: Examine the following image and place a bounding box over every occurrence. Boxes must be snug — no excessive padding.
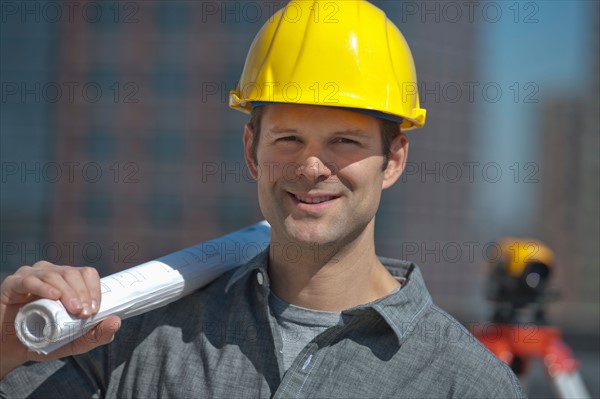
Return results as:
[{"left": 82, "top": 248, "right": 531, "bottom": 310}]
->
[
  {"left": 243, "top": 123, "right": 259, "bottom": 180},
  {"left": 382, "top": 132, "right": 409, "bottom": 190}
]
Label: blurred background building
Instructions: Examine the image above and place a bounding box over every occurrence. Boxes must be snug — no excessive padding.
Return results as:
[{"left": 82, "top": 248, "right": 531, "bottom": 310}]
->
[{"left": 1, "top": 1, "right": 598, "bottom": 397}]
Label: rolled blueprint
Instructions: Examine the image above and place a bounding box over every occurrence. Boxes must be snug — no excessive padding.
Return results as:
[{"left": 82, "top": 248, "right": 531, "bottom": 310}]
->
[{"left": 15, "top": 221, "right": 271, "bottom": 354}]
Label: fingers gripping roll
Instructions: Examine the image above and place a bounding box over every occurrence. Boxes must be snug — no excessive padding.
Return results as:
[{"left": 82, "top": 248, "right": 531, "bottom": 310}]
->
[{"left": 14, "top": 221, "right": 271, "bottom": 354}]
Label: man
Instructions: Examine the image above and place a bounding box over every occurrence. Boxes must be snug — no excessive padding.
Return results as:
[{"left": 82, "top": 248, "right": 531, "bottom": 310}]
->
[{"left": 1, "top": 1, "right": 525, "bottom": 397}]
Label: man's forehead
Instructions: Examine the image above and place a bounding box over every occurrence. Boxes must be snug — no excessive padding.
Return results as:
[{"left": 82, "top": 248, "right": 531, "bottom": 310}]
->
[
  {"left": 260, "top": 103, "right": 381, "bottom": 131},
  {"left": 267, "top": 126, "right": 373, "bottom": 139}
]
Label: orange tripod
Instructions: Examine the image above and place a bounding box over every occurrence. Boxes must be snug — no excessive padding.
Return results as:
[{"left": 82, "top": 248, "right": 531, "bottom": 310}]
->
[
  {"left": 477, "top": 238, "right": 591, "bottom": 398},
  {"left": 474, "top": 324, "right": 590, "bottom": 398}
]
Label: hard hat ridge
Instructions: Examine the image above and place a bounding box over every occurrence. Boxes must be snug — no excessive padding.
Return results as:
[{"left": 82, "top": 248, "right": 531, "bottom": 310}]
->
[{"left": 229, "top": 0, "right": 426, "bottom": 130}]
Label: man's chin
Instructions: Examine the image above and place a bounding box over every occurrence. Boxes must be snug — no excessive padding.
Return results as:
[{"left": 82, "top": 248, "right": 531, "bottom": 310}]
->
[
  {"left": 281, "top": 222, "right": 340, "bottom": 249},
  {"left": 276, "top": 234, "right": 340, "bottom": 265}
]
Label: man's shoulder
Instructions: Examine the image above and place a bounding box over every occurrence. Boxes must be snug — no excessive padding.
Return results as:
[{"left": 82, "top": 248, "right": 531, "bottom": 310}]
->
[
  {"left": 376, "top": 257, "right": 525, "bottom": 398},
  {"left": 405, "top": 302, "right": 526, "bottom": 397}
]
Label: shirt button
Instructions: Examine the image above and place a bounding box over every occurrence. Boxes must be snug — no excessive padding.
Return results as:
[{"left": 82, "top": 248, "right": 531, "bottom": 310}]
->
[
  {"left": 256, "top": 272, "right": 264, "bottom": 286},
  {"left": 302, "top": 354, "right": 313, "bottom": 370}
]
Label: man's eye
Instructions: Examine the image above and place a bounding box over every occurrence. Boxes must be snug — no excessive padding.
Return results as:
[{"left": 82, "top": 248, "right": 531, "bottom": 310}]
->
[
  {"left": 278, "top": 136, "right": 300, "bottom": 143},
  {"left": 334, "top": 138, "right": 358, "bottom": 145}
]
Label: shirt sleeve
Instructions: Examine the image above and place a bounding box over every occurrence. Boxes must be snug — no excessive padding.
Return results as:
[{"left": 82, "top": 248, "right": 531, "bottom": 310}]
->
[
  {"left": 0, "top": 348, "right": 108, "bottom": 398},
  {"left": 463, "top": 365, "right": 527, "bottom": 398}
]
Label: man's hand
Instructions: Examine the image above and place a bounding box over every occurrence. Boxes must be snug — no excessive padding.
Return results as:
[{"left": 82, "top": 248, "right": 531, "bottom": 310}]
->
[{"left": 0, "top": 261, "right": 121, "bottom": 379}]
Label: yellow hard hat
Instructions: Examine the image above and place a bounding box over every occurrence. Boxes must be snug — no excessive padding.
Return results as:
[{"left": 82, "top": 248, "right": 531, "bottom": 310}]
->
[
  {"left": 229, "top": 0, "right": 426, "bottom": 130},
  {"left": 497, "top": 238, "right": 555, "bottom": 277}
]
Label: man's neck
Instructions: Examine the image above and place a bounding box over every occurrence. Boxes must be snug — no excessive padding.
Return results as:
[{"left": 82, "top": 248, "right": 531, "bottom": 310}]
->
[{"left": 267, "top": 224, "right": 400, "bottom": 312}]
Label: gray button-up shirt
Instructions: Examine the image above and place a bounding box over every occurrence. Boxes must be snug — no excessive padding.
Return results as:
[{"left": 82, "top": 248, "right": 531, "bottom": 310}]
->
[{"left": 1, "top": 251, "right": 525, "bottom": 398}]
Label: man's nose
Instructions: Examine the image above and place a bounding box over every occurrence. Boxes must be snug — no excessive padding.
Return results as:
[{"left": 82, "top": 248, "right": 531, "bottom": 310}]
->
[{"left": 294, "top": 146, "right": 334, "bottom": 183}]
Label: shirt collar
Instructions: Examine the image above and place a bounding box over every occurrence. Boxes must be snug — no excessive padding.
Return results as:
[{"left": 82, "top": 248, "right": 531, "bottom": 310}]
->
[
  {"left": 346, "top": 257, "right": 433, "bottom": 345},
  {"left": 225, "top": 248, "right": 270, "bottom": 293},
  {"left": 224, "top": 249, "right": 432, "bottom": 345}
]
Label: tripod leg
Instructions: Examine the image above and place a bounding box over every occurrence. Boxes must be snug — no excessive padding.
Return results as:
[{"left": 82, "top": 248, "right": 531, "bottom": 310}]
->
[
  {"left": 543, "top": 334, "right": 591, "bottom": 399},
  {"left": 551, "top": 370, "right": 590, "bottom": 399}
]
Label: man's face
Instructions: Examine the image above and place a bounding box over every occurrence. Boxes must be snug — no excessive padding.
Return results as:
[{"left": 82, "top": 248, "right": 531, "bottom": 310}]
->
[{"left": 244, "top": 103, "right": 407, "bottom": 250}]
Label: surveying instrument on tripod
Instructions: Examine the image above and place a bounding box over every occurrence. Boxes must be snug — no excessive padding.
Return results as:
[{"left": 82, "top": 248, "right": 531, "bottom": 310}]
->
[{"left": 474, "top": 238, "right": 591, "bottom": 398}]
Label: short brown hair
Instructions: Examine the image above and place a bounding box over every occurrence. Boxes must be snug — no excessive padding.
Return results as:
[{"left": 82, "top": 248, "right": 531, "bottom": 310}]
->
[{"left": 248, "top": 106, "right": 401, "bottom": 170}]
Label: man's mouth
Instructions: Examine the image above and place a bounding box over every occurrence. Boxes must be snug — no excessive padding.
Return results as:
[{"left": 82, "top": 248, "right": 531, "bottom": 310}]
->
[{"left": 292, "top": 194, "right": 339, "bottom": 204}]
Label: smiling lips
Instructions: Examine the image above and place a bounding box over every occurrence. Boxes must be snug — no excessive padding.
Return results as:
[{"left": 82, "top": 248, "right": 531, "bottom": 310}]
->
[{"left": 291, "top": 193, "right": 340, "bottom": 204}]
